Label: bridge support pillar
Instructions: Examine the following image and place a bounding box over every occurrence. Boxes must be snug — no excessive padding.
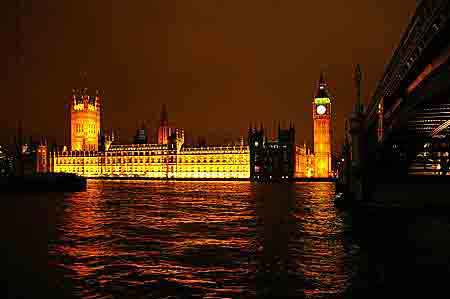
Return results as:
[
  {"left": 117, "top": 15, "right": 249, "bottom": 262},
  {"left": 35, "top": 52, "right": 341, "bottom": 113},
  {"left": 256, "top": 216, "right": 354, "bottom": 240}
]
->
[{"left": 349, "top": 110, "right": 365, "bottom": 201}]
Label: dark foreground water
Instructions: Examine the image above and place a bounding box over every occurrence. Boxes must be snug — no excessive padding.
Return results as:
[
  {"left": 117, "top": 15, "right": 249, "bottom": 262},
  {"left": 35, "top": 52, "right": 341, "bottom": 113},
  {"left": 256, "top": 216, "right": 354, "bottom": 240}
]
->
[{"left": 3, "top": 181, "right": 450, "bottom": 298}]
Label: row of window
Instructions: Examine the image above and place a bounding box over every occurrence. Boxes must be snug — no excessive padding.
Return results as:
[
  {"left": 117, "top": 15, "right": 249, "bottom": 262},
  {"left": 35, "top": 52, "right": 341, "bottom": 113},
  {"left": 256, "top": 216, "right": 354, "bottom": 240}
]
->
[
  {"left": 57, "top": 167, "right": 248, "bottom": 173},
  {"left": 106, "top": 151, "right": 171, "bottom": 156},
  {"left": 58, "top": 158, "right": 248, "bottom": 164},
  {"left": 75, "top": 122, "right": 96, "bottom": 135},
  {"left": 104, "top": 151, "right": 245, "bottom": 157}
]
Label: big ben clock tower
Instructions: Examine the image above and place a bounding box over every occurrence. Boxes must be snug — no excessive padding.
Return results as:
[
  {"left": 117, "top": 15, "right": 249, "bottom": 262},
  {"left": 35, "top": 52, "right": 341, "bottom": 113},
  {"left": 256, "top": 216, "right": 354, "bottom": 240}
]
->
[{"left": 313, "top": 73, "right": 332, "bottom": 178}]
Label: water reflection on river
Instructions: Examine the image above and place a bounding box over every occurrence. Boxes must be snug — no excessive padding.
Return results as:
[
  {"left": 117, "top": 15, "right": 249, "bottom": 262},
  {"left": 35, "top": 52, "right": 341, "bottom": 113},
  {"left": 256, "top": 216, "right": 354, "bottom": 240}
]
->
[{"left": 48, "top": 181, "right": 354, "bottom": 298}]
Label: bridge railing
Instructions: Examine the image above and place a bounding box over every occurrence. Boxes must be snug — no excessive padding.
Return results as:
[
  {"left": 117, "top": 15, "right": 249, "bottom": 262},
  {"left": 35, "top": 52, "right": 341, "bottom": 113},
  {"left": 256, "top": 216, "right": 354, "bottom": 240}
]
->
[{"left": 365, "top": 0, "right": 449, "bottom": 127}]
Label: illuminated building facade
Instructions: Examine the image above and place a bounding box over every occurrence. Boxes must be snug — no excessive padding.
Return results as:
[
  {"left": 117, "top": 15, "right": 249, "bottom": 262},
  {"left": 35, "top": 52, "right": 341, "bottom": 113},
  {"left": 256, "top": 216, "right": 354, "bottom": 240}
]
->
[
  {"left": 313, "top": 73, "right": 332, "bottom": 178},
  {"left": 52, "top": 88, "right": 325, "bottom": 180},
  {"left": 53, "top": 99, "right": 249, "bottom": 179},
  {"left": 295, "top": 144, "right": 314, "bottom": 178},
  {"left": 53, "top": 142, "right": 250, "bottom": 179},
  {"left": 71, "top": 88, "right": 101, "bottom": 151}
]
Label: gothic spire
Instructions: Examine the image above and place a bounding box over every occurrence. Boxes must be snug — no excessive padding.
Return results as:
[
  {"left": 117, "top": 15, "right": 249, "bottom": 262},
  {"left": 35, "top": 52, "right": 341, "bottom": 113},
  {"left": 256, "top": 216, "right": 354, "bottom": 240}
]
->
[
  {"left": 319, "top": 71, "right": 325, "bottom": 85},
  {"left": 160, "top": 104, "right": 168, "bottom": 126},
  {"left": 315, "top": 72, "right": 330, "bottom": 99},
  {"left": 354, "top": 64, "right": 363, "bottom": 113}
]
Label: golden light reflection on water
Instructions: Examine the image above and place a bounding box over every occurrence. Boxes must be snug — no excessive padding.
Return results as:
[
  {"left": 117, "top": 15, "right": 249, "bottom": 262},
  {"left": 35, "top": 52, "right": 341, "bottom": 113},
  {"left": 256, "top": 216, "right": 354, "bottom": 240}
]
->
[
  {"left": 49, "top": 180, "right": 352, "bottom": 298},
  {"left": 295, "top": 182, "right": 349, "bottom": 297}
]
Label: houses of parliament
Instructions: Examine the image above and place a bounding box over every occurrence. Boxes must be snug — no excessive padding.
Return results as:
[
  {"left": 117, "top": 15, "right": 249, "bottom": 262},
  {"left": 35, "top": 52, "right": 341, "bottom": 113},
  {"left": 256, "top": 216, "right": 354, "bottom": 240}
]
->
[{"left": 46, "top": 74, "right": 334, "bottom": 180}]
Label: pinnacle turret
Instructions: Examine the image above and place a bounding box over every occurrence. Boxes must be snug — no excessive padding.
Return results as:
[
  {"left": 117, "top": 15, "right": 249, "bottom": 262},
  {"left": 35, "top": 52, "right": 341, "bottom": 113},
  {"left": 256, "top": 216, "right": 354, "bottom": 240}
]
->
[{"left": 160, "top": 104, "right": 168, "bottom": 126}]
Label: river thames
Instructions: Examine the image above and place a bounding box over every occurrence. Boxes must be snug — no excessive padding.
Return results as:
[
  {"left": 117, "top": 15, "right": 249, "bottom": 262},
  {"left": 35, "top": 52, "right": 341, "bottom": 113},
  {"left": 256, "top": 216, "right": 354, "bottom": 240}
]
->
[{"left": 3, "top": 180, "right": 450, "bottom": 298}]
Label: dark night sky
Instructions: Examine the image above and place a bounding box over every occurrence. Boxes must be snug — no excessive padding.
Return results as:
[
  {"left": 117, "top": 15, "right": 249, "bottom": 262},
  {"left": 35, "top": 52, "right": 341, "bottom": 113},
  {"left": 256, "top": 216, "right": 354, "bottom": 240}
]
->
[{"left": 1, "top": 0, "right": 417, "bottom": 148}]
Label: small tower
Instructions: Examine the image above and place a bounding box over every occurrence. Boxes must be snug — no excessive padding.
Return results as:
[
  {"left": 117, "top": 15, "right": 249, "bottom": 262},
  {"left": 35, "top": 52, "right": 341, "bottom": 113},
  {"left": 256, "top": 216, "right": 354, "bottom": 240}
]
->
[
  {"left": 36, "top": 138, "right": 48, "bottom": 173},
  {"left": 354, "top": 64, "right": 364, "bottom": 114},
  {"left": 70, "top": 88, "right": 101, "bottom": 151},
  {"left": 168, "top": 128, "right": 185, "bottom": 152},
  {"left": 157, "top": 104, "right": 171, "bottom": 144},
  {"left": 277, "top": 122, "right": 296, "bottom": 179},
  {"left": 248, "top": 123, "right": 265, "bottom": 180},
  {"left": 134, "top": 122, "right": 148, "bottom": 144},
  {"left": 313, "top": 72, "right": 332, "bottom": 178}
]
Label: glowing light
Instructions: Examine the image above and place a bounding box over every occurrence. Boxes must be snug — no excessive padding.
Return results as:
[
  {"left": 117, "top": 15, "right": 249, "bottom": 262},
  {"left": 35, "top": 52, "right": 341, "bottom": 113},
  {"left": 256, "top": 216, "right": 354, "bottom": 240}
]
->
[
  {"left": 71, "top": 94, "right": 100, "bottom": 152},
  {"left": 53, "top": 145, "right": 250, "bottom": 179},
  {"left": 314, "top": 97, "right": 331, "bottom": 105},
  {"left": 313, "top": 94, "right": 332, "bottom": 177},
  {"left": 316, "top": 105, "right": 326, "bottom": 115}
]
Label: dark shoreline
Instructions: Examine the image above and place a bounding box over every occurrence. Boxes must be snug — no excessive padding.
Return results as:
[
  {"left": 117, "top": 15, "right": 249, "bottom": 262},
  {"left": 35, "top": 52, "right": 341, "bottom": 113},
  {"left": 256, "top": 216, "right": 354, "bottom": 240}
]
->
[{"left": 0, "top": 174, "right": 86, "bottom": 192}]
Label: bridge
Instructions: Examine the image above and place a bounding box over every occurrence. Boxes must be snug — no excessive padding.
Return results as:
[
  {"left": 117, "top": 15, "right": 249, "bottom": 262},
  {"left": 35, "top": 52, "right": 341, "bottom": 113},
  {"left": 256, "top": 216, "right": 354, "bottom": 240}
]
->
[{"left": 341, "top": 0, "right": 450, "bottom": 203}]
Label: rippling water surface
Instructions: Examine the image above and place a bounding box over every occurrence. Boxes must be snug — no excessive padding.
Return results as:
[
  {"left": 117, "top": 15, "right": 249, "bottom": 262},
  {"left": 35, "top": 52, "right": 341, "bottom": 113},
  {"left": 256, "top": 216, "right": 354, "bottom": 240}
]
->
[
  {"left": 47, "top": 180, "right": 354, "bottom": 298},
  {"left": 5, "top": 180, "right": 450, "bottom": 298},
  {"left": 32, "top": 181, "right": 351, "bottom": 298}
]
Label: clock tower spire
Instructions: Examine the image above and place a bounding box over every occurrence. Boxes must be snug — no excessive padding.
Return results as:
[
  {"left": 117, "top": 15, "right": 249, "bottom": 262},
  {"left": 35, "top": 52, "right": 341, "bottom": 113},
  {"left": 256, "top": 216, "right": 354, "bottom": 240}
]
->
[{"left": 313, "top": 72, "right": 332, "bottom": 178}]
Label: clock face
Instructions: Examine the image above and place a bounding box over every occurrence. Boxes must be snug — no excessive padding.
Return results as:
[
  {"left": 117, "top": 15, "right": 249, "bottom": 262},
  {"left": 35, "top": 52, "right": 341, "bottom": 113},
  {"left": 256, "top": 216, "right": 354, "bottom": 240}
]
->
[{"left": 316, "top": 105, "right": 326, "bottom": 115}]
